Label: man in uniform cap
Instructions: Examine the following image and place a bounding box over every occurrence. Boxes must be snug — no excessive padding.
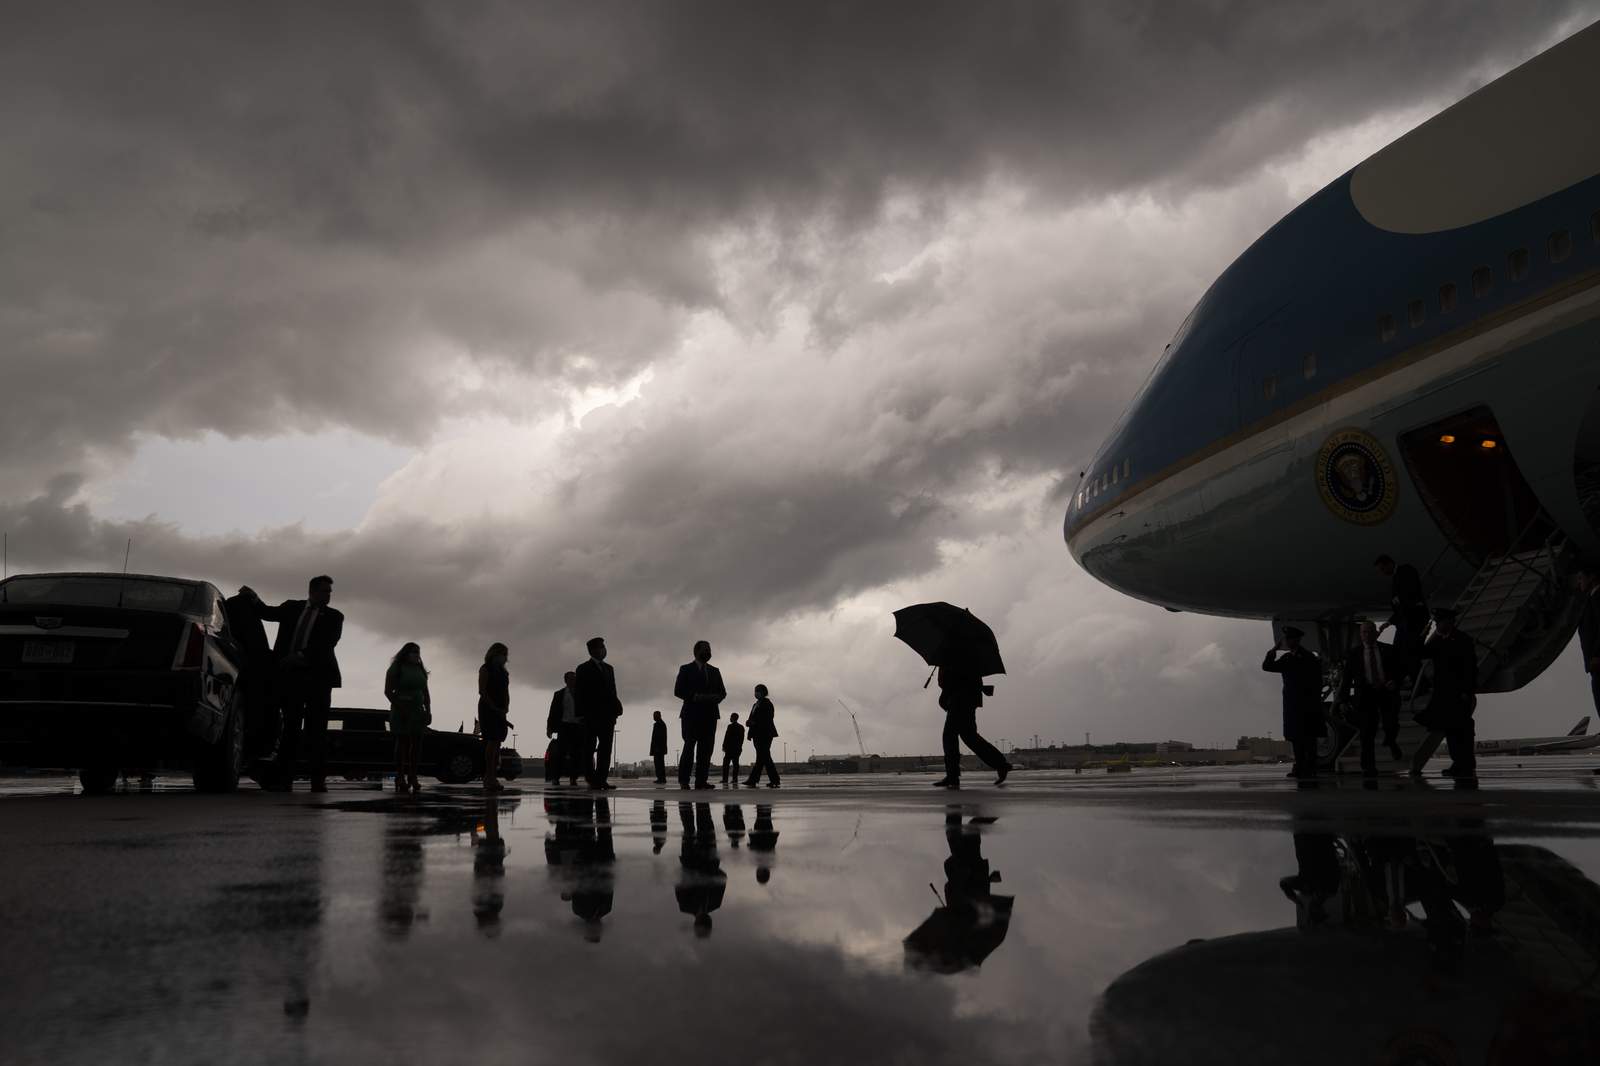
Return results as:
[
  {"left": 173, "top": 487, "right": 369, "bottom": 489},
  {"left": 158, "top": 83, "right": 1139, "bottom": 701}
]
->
[
  {"left": 1262, "top": 625, "right": 1325, "bottom": 779},
  {"left": 1411, "top": 607, "right": 1478, "bottom": 779}
]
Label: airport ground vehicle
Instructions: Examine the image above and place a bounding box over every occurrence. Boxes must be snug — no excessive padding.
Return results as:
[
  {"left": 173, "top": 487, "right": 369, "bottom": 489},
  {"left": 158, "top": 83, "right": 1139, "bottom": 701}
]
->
[
  {"left": 0, "top": 572, "right": 256, "bottom": 793},
  {"left": 305, "top": 707, "right": 523, "bottom": 784}
]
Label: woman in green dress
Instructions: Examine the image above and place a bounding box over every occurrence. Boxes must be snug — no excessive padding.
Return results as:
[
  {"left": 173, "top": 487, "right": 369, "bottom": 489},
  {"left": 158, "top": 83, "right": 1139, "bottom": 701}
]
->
[{"left": 384, "top": 642, "right": 432, "bottom": 793}]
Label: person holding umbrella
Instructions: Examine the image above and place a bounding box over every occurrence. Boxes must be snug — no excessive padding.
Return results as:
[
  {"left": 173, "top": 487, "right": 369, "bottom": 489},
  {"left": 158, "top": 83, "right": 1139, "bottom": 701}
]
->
[{"left": 893, "top": 602, "right": 1012, "bottom": 790}]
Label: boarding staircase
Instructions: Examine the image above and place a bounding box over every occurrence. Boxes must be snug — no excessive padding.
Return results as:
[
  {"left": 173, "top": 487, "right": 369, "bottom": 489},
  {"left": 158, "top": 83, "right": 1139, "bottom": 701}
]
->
[{"left": 1326, "top": 514, "right": 1580, "bottom": 774}]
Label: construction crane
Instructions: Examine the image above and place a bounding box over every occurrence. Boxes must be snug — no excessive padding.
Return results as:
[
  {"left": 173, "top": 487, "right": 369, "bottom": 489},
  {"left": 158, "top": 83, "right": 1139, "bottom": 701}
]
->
[{"left": 837, "top": 699, "right": 867, "bottom": 757}]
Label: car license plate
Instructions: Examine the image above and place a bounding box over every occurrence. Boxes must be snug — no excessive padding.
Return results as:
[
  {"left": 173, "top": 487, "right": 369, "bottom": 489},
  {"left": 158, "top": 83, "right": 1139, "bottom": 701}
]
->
[{"left": 22, "top": 641, "right": 74, "bottom": 665}]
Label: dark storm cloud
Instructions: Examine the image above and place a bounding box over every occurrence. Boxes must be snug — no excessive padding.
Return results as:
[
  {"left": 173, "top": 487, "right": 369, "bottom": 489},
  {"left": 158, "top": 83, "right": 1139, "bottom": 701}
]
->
[{"left": 3, "top": 0, "right": 1591, "bottom": 474}]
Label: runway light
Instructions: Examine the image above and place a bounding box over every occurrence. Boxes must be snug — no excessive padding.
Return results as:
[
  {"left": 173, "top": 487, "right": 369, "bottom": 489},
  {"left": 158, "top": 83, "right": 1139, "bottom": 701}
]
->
[
  {"left": 1438, "top": 434, "right": 1456, "bottom": 444},
  {"left": 1480, "top": 438, "right": 1498, "bottom": 449}
]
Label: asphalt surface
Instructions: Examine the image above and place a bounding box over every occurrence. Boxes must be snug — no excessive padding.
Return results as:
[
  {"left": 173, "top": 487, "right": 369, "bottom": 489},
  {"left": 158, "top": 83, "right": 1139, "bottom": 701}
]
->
[{"left": 2, "top": 761, "right": 1599, "bottom": 1065}]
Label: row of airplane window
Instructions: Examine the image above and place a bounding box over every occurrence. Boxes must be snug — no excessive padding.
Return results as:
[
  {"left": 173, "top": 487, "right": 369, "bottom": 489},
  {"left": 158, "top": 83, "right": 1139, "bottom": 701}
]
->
[
  {"left": 1376, "top": 211, "right": 1600, "bottom": 345},
  {"left": 1077, "top": 457, "right": 1133, "bottom": 510}
]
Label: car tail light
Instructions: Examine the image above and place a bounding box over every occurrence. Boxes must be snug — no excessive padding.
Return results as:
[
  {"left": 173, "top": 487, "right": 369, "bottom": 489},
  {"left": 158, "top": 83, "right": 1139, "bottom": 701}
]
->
[{"left": 172, "top": 622, "right": 206, "bottom": 669}]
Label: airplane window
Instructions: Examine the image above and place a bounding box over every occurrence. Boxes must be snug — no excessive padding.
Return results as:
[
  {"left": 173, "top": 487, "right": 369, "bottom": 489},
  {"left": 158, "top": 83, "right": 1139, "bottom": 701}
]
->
[
  {"left": 1548, "top": 229, "right": 1572, "bottom": 264},
  {"left": 1111, "top": 465, "right": 1119, "bottom": 486},
  {"left": 1262, "top": 374, "right": 1277, "bottom": 401},
  {"left": 1122, "top": 459, "right": 1130, "bottom": 480},
  {"left": 1471, "top": 266, "right": 1492, "bottom": 298},
  {"left": 1407, "top": 299, "right": 1424, "bottom": 328},
  {"left": 1507, "top": 248, "right": 1529, "bottom": 281},
  {"left": 1438, "top": 282, "right": 1457, "bottom": 313},
  {"left": 1592, "top": 210, "right": 1599, "bottom": 244},
  {"left": 1378, "top": 314, "right": 1396, "bottom": 342},
  {"left": 1302, "top": 352, "right": 1316, "bottom": 379}
]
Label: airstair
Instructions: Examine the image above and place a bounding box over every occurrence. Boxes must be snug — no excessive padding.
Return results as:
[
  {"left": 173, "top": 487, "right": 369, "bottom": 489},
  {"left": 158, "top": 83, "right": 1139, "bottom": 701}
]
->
[{"left": 1326, "top": 515, "right": 1579, "bottom": 774}]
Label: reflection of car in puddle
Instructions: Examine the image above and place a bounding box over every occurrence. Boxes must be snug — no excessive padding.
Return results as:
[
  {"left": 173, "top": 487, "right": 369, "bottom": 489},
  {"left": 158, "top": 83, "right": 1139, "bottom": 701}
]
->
[
  {"left": 904, "top": 810, "right": 1013, "bottom": 974},
  {"left": 1092, "top": 829, "right": 1600, "bottom": 1064}
]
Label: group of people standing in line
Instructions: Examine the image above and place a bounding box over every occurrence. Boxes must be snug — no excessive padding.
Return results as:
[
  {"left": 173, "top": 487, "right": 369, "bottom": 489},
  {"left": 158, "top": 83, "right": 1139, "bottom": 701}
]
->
[
  {"left": 1263, "top": 554, "right": 1485, "bottom": 781},
  {"left": 227, "top": 575, "right": 1013, "bottom": 794}
]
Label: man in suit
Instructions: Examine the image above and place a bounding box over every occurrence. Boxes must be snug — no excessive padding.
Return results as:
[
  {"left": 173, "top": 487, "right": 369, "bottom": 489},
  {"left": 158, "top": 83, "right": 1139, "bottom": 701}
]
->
[
  {"left": 720, "top": 712, "right": 745, "bottom": 785},
  {"left": 673, "top": 640, "right": 726, "bottom": 790},
  {"left": 1262, "top": 625, "right": 1324, "bottom": 779},
  {"left": 248, "top": 575, "right": 343, "bottom": 792},
  {"left": 1413, "top": 607, "right": 1479, "bottom": 779},
  {"left": 225, "top": 585, "right": 277, "bottom": 763},
  {"left": 1342, "top": 620, "right": 1403, "bottom": 774},
  {"left": 574, "top": 637, "right": 623, "bottom": 790},
  {"left": 1576, "top": 566, "right": 1600, "bottom": 715},
  {"left": 547, "top": 671, "right": 586, "bottom": 786},
  {"left": 1375, "top": 554, "right": 1428, "bottom": 680},
  {"left": 649, "top": 710, "right": 669, "bottom": 784}
]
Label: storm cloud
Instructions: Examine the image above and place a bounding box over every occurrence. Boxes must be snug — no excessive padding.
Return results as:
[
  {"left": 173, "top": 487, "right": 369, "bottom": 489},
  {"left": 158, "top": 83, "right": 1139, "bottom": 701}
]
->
[{"left": 4, "top": 1, "right": 1598, "bottom": 755}]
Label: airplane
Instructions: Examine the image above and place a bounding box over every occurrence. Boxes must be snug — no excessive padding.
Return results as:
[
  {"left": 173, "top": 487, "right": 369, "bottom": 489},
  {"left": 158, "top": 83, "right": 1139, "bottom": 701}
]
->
[
  {"left": 1475, "top": 715, "right": 1600, "bottom": 755},
  {"left": 1066, "top": 22, "right": 1600, "bottom": 715}
]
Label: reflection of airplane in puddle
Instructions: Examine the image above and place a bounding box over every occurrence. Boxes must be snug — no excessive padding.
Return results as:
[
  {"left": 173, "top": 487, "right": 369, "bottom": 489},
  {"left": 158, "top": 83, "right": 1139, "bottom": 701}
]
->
[
  {"left": 1476, "top": 716, "right": 1600, "bottom": 756},
  {"left": 1091, "top": 830, "right": 1600, "bottom": 1063}
]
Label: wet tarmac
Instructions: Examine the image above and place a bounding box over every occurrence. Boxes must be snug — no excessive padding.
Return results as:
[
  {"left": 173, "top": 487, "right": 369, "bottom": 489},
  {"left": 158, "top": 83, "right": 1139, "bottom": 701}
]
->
[{"left": 3, "top": 761, "right": 1599, "bottom": 1065}]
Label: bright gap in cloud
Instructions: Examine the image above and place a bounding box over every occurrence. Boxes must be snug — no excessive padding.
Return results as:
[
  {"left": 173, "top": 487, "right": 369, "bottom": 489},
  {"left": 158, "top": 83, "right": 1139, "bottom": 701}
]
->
[{"left": 84, "top": 429, "right": 413, "bottom": 536}]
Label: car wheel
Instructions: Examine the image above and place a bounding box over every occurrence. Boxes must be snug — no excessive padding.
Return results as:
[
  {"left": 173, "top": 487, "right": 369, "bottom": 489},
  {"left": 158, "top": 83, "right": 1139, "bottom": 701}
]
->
[
  {"left": 79, "top": 765, "right": 119, "bottom": 794},
  {"left": 435, "top": 750, "right": 479, "bottom": 784},
  {"left": 193, "top": 694, "right": 244, "bottom": 793}
]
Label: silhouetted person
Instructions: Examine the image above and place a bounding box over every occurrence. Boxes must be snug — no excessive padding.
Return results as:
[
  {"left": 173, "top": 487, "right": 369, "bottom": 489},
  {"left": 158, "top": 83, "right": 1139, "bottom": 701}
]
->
[
  {"left": 1262, "top": 625, "right": 1324, "bottom": 779},
  {"left": 750, "top": 803, "right": 779, "bottom": 884},
  {"left": 905, "top": 810, "right": 1014, "bottom": 973},
  {"left": 1577, "top": 566, "right": 1600, "bottom": 716},
  {"left": 650, "top": 798, "right": 669, "bottom": 854},
  {"left": 1277, "top": 832, "right": 1341, "bottom": 927},
  {"left": 575, "top": 637, "right": 623, "bottom": 790},
  {"left": 1375, "top": 554, "right": 1428, "bottom": 680},
  {"left": 674, "top": 640, "right": 726, "bottom": 790},
  {"left": 378, "top": 820, "right": 425, "bottom": 940},
  {"left": 249, "top": 575, "right": 343, "bottom": 792},
  {"left": 933, "top": 657, "right": 1010, "bottom": 789},
  {"left": 1413, "top": 607, "right": 1478, "bottom": 779},
  {"left": 744, "top": 684, "right": 780, "bottom": 788},
  {"left": 384, "top": 642, "right": 432, "bottom": 793},
  {"left": 1342, "top": 621, "right": 1402, "bottom": 773},
  {"left": 650, "top": 710, "right": 669, "bottom": 784},
  {"left": 723, "top": 802, "right": 746, "bottom": 847},
  {"left": 675, "top": 801, "right": 726, "bottom": 936},
  {"left": 720, "top": 712, "right": 745, "bottom": 785},
  {"left": 472, "top": 794, "right": 507, "bottom": 937},
  {"left": 226, "top": 585, "right": 277, "bottom": 762},
  {"left": 548, "top": 671, "right": 586, "bottom": 786},
  {"left": 478, "top": 642, "right": 511, "bottom": 792}
]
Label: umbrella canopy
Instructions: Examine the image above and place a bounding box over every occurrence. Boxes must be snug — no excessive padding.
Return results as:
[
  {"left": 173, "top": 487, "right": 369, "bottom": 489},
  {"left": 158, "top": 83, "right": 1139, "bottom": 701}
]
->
[
  {"left": 892, "top": 602, "right": 1006, "bottom": 677},
  {"left": 903, "top": 894, "right": 1016, "bottom": 974}
]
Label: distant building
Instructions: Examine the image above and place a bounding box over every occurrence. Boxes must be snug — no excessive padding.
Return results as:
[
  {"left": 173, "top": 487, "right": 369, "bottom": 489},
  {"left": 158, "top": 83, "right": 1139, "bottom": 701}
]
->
[{"left": 1235, "top": 736, "right": 1293, "bottom": 759}]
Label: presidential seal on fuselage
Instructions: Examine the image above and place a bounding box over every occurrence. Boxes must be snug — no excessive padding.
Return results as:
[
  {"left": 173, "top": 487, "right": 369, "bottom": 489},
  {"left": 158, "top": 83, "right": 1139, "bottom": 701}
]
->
[{"left": 1315, "top": 429, "right": 1397, "bottom": 525}]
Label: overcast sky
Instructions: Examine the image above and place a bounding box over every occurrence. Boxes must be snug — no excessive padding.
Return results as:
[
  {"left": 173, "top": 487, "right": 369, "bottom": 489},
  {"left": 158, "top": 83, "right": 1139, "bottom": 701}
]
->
[{"left": 5, "top": 1, "right": 1599, "bottom": 762}]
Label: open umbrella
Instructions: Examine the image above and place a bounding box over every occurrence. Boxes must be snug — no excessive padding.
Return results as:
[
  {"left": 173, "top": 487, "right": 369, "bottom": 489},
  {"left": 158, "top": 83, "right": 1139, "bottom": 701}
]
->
[{"left": 892, "top": 602, "right": 1006, "bottom": 677}]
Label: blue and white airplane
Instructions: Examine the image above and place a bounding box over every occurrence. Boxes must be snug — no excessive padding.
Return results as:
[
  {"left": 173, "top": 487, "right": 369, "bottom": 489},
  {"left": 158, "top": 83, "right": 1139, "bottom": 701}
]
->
[
  {"left": 1475, "top": 715, "right": 1600, "bottom": 755},
  {"left": 1067, "top": 20, "right": 1600, "bottom": 697}
]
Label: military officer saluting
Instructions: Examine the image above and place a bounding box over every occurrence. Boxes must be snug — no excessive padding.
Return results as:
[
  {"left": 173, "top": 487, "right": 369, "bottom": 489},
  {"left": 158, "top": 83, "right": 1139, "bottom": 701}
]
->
[{"left": 1263, "top": 625, "right": 1325, "bottom": 779}]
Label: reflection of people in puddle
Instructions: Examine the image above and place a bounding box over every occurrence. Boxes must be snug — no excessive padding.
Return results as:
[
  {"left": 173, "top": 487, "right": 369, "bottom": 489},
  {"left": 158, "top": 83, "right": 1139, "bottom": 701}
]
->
[
  {"left": 676, "top": 801, "right": 727, "bottom": 936},
  {"left": 379, "top": 821, "right": 426, "bottom": 939},
  {"left": 749, "top": 803, "right": 779, "bottom": 884},
  {"left": 545, "top": 795, "right": 617, "bottom": 941},
  {"left": 1280, "top": 828, "right": 1506, "bottom": 970},
  {"left": 904, "top": 809, "right": 1013, "bottom": 973},
  {"left": 723, "top": 803, "right": 746, "bottom": 848},
  {"left": 650, "top": 798, "right": 668, "bottom": 854},
  {"left": 472, "top": 795, "right": 508, "bottom": 937}
]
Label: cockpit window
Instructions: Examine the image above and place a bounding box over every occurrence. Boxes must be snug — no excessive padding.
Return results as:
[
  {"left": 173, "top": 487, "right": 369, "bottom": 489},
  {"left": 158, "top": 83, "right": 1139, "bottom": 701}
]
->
[
  {"left": 1377, "top": 314, "right": 1396, "bottom": 342},
  {"left": 1438, "top": 282, "right": 1457, "bottom": 313},
  {"left": 1471, "top": 266, "right": 1492, "bottom": 298}
]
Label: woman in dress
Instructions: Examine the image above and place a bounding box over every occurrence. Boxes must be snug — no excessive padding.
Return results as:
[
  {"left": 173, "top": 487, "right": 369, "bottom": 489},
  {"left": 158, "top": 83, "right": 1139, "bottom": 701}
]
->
[
  {"left": 384, "top": 642, "right": 432, "bottom": 793},
  {"left": 478, "top": 642, "right": 511, "bottom": 792}
]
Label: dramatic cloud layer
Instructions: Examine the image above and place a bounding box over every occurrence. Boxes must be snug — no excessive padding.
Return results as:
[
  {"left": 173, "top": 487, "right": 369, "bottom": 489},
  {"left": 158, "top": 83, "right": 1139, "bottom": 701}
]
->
[{"left": 4, "top": 1, "right": 1598, "bottom": 757}]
